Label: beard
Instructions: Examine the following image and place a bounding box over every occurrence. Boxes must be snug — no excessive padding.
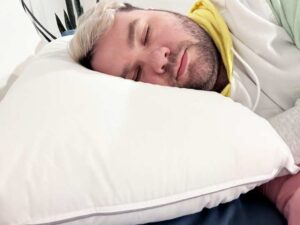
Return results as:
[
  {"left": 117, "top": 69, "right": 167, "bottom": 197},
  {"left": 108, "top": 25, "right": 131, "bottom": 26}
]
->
[
  {"left": 164, "top": 11, "right": 220, "bottom": 91},
  {"left": 183, "top": 42, "right": 219, "bottom": 91}
]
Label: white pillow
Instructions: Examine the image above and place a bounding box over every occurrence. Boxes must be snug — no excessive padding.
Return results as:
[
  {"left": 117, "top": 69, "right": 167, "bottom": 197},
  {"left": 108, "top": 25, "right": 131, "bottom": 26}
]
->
[{"left": 0, "top": 36, "right": 298, "bottom": 225}]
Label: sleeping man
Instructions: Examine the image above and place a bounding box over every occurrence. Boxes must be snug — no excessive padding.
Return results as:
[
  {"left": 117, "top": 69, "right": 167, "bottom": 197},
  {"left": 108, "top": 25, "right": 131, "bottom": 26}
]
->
[{"left": 69, "top": 0, "right": 300, "bottom": 224}]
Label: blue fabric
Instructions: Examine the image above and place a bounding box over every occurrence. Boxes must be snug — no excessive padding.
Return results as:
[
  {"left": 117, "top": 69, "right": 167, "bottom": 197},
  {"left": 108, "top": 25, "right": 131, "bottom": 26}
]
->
[
  {"left": 145, "top": 190, "right": 286, "bottom": 225},
  {"left": 62, "top": 29, "right": 75, "bottom": 36}
]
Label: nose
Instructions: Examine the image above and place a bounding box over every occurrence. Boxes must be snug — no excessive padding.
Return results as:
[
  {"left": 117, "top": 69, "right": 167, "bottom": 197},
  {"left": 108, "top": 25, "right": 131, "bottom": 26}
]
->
[{"left": 147, "top": 47, "right": 170, "bottom": 74}]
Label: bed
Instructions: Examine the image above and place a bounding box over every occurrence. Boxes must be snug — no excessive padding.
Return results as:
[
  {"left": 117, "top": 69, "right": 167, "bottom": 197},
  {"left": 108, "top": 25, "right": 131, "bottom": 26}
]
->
[{"left": 0, "top": 0, "right": 292, "bottom": 224}]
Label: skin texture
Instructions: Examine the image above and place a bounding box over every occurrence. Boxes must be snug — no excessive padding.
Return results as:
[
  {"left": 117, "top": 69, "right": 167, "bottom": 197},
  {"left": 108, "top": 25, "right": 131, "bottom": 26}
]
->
[{"left": 91, "top": 9, "right": 227, "bottom": 92}]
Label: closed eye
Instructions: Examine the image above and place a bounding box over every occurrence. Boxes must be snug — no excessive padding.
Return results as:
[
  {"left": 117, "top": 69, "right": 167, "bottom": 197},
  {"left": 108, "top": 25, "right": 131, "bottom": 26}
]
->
[
  {"left": 144, "top": 26, "right": 150, "bottom": 45},
  {"left": 132, "top": 25, "right": 150, "bottom": 81}
]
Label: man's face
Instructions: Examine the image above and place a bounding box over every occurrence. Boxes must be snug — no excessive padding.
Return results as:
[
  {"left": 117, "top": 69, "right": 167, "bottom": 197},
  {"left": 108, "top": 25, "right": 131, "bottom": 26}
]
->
[{"left": 91, "top": 9, "right": 219, "bottom": 91}]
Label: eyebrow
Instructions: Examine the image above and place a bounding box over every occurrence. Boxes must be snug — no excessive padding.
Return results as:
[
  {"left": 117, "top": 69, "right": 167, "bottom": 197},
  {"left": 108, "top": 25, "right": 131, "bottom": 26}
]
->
[
  {"left": 120, "top": 19, "right": 140, "bottom": 78},
  {"left": 128, "top": 19, "right": 139, "bottom": 48}
]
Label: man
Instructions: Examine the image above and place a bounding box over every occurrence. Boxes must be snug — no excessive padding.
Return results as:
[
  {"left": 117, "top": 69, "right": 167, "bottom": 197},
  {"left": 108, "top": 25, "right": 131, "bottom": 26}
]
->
[{"left": 69, "top": 0, "right": 300, "bottom": 224}]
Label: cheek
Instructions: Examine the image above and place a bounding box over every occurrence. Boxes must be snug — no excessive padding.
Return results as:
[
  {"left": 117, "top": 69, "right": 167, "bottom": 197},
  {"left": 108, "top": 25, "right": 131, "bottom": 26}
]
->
[
  {"left": 92, "top": 56, "right": 112, "bottom": 74},
  {"left": 92, "top": 47, "right": 124, "bottom": 76},
  {"left": 91, "top": 56, "right": 103, "bottom": 73},
  {"left": 165, "top": 21, "right": 192, "bottom": 41}
]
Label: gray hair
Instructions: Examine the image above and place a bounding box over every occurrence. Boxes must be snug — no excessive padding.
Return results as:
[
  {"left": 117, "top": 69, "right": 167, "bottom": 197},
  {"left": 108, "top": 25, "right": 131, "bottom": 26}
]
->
[{"left": 69, "top": 0, "right": 132, "bottom": 68}]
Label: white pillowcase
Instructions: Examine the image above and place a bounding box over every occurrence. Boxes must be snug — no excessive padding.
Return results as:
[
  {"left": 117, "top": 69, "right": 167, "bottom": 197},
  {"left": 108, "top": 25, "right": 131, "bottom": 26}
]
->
[{"left": 0, "top": 36, "right": 298, "bottom": 225}]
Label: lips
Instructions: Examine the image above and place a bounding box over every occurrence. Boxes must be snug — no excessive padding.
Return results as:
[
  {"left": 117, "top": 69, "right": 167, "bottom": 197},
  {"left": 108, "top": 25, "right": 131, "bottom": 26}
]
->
[{"left": 176, "top": 49, "right": 188, "bottom": 81}]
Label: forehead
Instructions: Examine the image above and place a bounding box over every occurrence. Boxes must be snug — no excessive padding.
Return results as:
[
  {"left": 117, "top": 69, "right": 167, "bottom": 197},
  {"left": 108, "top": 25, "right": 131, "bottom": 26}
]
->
[
  {"left": 117, "top": 9, "right": 174, "bottom": 24},
  {"left": 106, "top": 9, "right": 177, "bottom": 39}
]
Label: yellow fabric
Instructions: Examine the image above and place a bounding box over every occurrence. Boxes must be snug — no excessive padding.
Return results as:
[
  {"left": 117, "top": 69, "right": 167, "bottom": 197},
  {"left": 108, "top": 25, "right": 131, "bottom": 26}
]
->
[{"left": 188, "top": 0, "right": 233, "bottom": 96}]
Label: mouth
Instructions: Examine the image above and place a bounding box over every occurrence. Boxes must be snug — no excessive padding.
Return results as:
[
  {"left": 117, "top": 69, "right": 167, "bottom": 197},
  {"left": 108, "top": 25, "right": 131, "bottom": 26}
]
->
[{"left": 176, "top": 48, "right": 188, "bottom": 81}]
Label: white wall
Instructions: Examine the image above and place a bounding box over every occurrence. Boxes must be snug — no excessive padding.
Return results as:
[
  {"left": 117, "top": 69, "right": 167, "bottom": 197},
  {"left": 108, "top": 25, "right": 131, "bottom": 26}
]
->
[
  {"left": 126, "top": 0, "right": 194, "bottom": 14},
  {"left": 0, "top": 0, "right": 40, "bottom": 89}
]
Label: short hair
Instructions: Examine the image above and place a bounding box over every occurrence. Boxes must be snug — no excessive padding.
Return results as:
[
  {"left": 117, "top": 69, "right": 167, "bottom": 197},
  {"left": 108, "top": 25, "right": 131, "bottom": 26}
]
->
[{"left": 69, "top": 0, "right": 136, "bottom": 69}]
